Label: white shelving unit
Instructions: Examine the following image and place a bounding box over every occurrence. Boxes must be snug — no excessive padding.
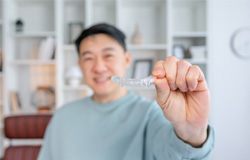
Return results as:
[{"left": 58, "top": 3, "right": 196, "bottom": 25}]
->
[
  {"left": 1, "top": 0, "right": 208, "bottom": 114},
  {"left": 3, "top": 0, "right": 57, "bottom": 115},
  {"left": 14, "top": 31, "right": 56, "bottom": 38},
  {"left": 127, "top": 44, "right": 167, "bottom": 51},
  {"left": 10, "top": 60, "right": 56, "bottom": 65},
  {"left": 171, "top": 0, "right": 208, "bottom": 77},
  {"left": 173, "top": 31, "right": 207, "bottom": 38}
]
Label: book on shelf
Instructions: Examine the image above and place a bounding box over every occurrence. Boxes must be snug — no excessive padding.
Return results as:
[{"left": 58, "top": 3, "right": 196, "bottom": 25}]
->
[
  {"left": 0, "top": 48, "right": 3, "bottom": 72},
  {"left": 9, "top": 91, "right": 22, "bottom": 113},
  {"left": 38, "top": 37, "right": 55, "bottom": 60}
]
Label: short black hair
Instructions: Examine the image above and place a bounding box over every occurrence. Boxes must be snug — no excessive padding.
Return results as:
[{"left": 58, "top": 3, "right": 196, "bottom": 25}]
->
[{"left": 75, "top": 23, "right": 127, "bottom": 54}]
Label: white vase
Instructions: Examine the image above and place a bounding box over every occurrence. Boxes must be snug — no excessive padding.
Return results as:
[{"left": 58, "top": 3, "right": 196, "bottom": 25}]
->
[{"left": 131, "top": 24, "right": 143, "bottom": 44}]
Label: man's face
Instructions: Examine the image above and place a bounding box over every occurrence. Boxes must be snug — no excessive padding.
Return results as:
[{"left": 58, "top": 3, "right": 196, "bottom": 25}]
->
[{"left": 78, "top": 34, "right": 131, "bottom": 99}]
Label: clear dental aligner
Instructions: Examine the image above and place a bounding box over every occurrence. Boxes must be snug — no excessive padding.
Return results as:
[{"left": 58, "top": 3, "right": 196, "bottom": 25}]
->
[{"left": 111, "top": 76, "right": 154, "bottom": 88}]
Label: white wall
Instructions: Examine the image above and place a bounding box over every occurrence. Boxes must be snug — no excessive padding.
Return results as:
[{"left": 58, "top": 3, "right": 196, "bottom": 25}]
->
[{"left": 208, "top": 0, "right": 250, "bottom": 159}]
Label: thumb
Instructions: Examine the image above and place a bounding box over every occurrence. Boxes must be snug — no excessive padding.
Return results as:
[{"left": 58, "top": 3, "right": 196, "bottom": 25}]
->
[
  {"left": 152, "top": 61, "right": 171, "bottom": 106},
  {"left": 154, "top": 77, "right": 171, "bottom": 106}
]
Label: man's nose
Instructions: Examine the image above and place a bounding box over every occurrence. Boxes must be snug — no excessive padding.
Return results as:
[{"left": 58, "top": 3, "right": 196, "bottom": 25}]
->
[{"left": 93, "top": 57, "right": 107, "bottom": 73}]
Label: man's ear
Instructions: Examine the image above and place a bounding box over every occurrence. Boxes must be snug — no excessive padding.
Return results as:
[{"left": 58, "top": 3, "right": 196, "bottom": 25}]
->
[{"left": 124, "top": 52, "right": 132, "bottom": 69}]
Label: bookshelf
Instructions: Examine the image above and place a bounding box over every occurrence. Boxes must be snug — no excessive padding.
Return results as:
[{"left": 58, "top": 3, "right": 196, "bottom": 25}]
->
[{"left": 1, "top": 0, "right": 208, "bottom": 114}]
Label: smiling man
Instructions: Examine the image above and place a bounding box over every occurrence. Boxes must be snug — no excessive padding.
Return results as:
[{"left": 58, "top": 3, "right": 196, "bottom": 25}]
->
[
  {"left": 38, "top": 23, "right": 214, "bottom": 160},
  {"left": 78, "top": 33, "right": 130, "bottom": 103}
]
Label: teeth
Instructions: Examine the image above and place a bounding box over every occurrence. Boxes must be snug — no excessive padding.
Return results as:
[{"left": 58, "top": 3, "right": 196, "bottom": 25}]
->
[{"left": 94, "top": 77, "right": 110, "bottom": 83}]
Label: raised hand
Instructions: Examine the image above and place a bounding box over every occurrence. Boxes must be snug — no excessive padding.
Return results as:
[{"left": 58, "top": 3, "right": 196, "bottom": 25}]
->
[{"left": 152, "top": 56, "right": 210, "bottom": 146}]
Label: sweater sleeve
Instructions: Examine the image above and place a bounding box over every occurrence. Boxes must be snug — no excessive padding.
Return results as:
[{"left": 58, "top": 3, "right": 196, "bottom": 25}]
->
[
  {"left": 145, "top": 102, "right": 215, "bottom": 160},
  {"left": 37, "top": 121, "right": 53, "bottom": 160}
]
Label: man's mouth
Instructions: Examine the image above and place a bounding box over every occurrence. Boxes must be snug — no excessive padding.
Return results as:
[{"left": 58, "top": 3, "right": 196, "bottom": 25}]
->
[{"left": 94, "top": 76, "right": 111, "bottom": 84}]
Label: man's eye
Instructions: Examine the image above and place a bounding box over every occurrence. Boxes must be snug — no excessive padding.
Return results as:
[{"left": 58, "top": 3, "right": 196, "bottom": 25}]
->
[
  {"left": 105, "top": 54, "right": 114, "bottom": 59},
  {"left": 81, "top": 57, "right": 93, "bottom": 61}
]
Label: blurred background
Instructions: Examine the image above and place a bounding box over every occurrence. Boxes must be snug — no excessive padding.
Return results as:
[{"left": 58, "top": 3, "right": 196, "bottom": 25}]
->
[{"left": 0, "top": 0, "right": 249, "bottom": 159}]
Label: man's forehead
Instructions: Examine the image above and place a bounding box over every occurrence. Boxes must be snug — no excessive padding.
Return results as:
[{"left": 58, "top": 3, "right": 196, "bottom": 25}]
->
[
  {"left": 79, "top": 35, "right": 123, "bottom": 54},
  {"left": 80, "top": 46, "right": 116, "bottom": 56}
]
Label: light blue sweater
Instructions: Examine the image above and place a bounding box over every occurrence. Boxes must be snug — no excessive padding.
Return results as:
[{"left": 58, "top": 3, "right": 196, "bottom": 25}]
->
[{"left": 38, "top": 91, "right": 214, "bottom": 160}]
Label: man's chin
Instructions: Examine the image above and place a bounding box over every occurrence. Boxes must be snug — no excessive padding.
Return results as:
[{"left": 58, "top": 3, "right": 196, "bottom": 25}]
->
[{"left": 92, "top": 86, "right": 112, "bottom": 95}]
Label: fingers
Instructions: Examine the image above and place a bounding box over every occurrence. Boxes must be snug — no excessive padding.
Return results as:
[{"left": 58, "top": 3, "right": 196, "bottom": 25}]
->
[
  {"left": 186, "top": 65, "right": 200, "bottom": 91},
  {"left": 186, "top": 65, "right": 207, "bottom": 92},
  {"left": 152, "top": 60, "right": 165, "bottom": 78},
  {"left": 163, "top": 56, "right": 178, "bottom": 90},
  {"left": 152, "top": 60, "right": 171, "bottom": 105},
  {"left": 176, "top": 60, "right": 191, "bottom": 92},
  {"left": 152, "top": 56, "right": 207, "bottom": 92}
]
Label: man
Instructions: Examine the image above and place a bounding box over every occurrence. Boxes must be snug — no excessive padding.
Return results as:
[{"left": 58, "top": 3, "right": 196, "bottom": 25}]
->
[{"left": 38, "top": 23, "right": 214, "bottom": 160}]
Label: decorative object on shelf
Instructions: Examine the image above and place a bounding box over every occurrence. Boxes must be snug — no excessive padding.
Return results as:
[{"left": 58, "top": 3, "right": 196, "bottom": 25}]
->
[
  {"left": 68, "top": 22, "right": 84, "bottom": 44},
  {"left": 131, "top": 24, "right": 143, "bottom": 45},
  {"left": 65, "top": 65, "right": 83, "bottom": 87},
  {"left": 38, "top": 36, "right": 55, "bottom": 60},
  {"left": 173, "top": 44, "right": 185, "bottom": 59},
  {"left": 189, "top": 46, "right": 206, "bottom": 59},
  {"left": 15, "top": 18, "right": 24, "bottom": 32},
  {"left": 230, "top": 26, "right": 250, "bottom": 59},
  {"left": 132, "top": 59, "right": 153, "bottom": 79},
  {"left": 31, "top": 86, "right": 55, "bottom": 113}
]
